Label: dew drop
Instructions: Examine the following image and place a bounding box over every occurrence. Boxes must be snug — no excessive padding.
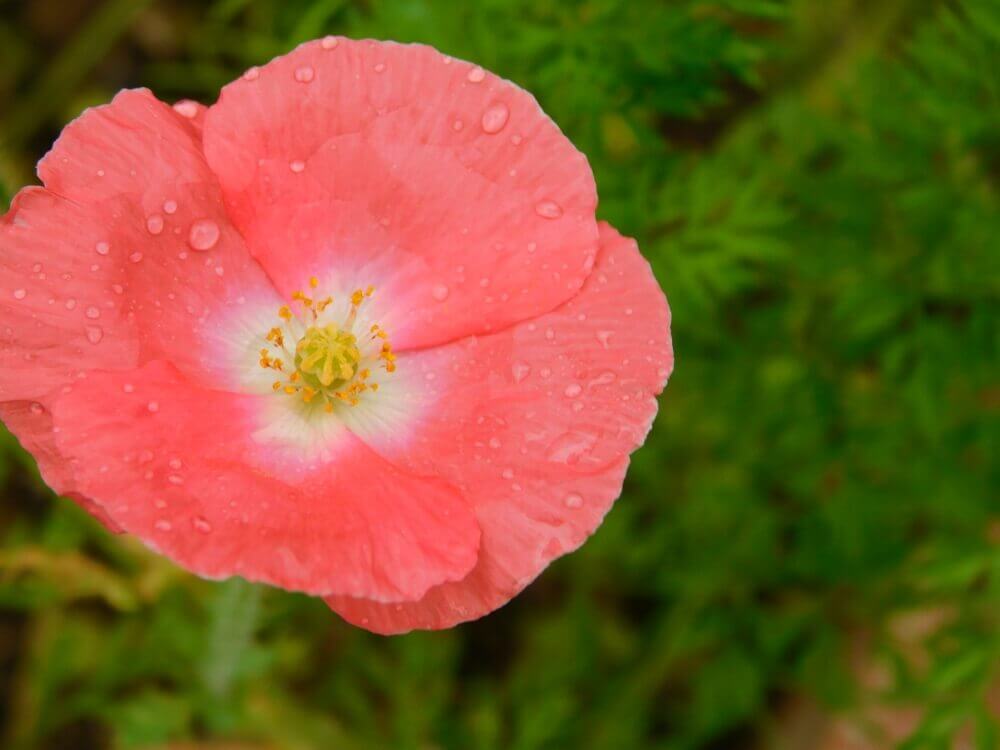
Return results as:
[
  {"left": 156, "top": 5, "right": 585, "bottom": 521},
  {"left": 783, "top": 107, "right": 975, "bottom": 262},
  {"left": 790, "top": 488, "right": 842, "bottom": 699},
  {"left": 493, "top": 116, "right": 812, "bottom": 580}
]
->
[
  {"left": 501, "top": 468, "right": 515, "bottom": 480},
  {"left": 123, "top": 383, "right": 134, "bottom": 393},
  {"left": 564, "top": 383, "right": 582, "bottom": 398},
  {"left": 129, "top": 252, "right": 143, "bottom": 263},
  {"left": 545, "top": 432, "right": 596, "bottom": 464},
  {"left": 188, "top": 219, "right": 220, "bottom": 251},
  {"left": 167, "top": 474, "right": 184, "bottom": 485},
  {"left": 145, "top": 214, "right": 165, "bottom": 235},
  {"left": 163, "top": 200, "right": 178, "bottom": 214},
  {"left": 481, "top": 103, "right": 510, "bottom": 134},
  {"left": 489, "top": 437, "right": 502, "bottom": 449},
  {"left": 85, "top": 306, "right": 100, "bottom": 319},
  {"left": 173, "top": 100, "right": 199, "bottom": 118},
  {"left": 85, "top": 325, "right": 104, "bottom": 344},
  {"left": 320, "top": 36, "right": 339, "bottom": 50},
  {"left": 452, "top": 119, "right": 464, "bottom": 131},
  {"left": 294, "top": 65, "right": 315, "bottom": 83},
  {"left": 242, "top": 66, "right": 260, "bottom": 81},
  {"left": 147, "top": 401, "right": 159, "bottom": 413},
  {"left": 432, "top": 284, "right": 450, "bottom": 301},
  {"left": 564, "top": 492, "right": 583, "bottom": 509},
  {"left": 374, "top": 62, "right": 386, "bottom": 73},
  {"left": 467, "top": 66, "right": 486, "bottom": 83},
  {"left": 511, "top": 361, "right": 531, "bottom": 383},
  {"left": 154, "top": 519, "right": 172, "bottom": 532},
  {"left": 12, "top": 289, "right": 26, "bottom": 300},
  {"left": 535, "top": 201, "right": 563, "bottom": 219},
  {"left": 289, "top": 160, "right": 305, "bottom": 173},
  {"left": 30, "top": 402, "right": 43, "bottom": 415},
  {"left": 591, "top": 371, "right": 617, "bottom": 387},
  {"left": 193, "top": 516, "right": 213, "bottom": 533},
  {"left": 95, "top": 241, "right": 110, "bottom": 255}
]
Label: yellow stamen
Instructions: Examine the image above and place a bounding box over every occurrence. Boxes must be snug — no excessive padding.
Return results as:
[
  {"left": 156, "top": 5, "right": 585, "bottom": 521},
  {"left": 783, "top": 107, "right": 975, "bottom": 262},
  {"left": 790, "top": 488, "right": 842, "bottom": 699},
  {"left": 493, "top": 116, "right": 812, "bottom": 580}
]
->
[{"left": 261, "top": 280, "right": 394, "bottom": 411}]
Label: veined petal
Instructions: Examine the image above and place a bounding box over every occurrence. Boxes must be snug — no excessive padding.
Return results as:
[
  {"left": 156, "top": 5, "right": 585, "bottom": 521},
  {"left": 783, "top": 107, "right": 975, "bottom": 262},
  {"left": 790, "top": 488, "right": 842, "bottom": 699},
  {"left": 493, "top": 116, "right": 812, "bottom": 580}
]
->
[{"left": 327, "top": 222, "right": 673, "bottom": 633}]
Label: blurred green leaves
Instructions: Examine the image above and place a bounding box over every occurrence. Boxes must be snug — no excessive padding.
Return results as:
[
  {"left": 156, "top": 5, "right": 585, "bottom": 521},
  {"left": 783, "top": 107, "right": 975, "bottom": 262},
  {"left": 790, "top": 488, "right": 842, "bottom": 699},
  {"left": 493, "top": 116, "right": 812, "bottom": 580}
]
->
[{"left": 0, "top": 0, "right": 997, "bottom": 748}]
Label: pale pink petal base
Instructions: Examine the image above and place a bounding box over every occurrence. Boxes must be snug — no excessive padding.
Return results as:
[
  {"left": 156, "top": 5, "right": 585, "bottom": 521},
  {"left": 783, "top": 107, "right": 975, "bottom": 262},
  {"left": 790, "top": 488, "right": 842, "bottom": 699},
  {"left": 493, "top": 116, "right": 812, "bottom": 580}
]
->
[{"left": 327, "top": 222, "right": 672, "bottom": 633}]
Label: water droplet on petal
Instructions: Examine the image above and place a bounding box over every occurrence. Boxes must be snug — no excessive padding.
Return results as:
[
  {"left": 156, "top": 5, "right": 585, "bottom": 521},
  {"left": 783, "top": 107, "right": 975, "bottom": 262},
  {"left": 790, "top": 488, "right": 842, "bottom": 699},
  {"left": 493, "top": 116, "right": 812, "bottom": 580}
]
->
[
  {"left": 467, "top": 66, "right": 486, "bottom": 83},
  {"left": 146, "top": 214, "right": 165, "bottom": 234},
  {"left": 545, "top": 432, "right": 596, "bottom": 464},
  {"left": 321, "top": 36, "right": 339, "bottom": 49},
  {"left": 173, "top": 100, "right": 199, "bottom": 118},
  {"left": 163, "top": 200, "right": 178, "bottom": 214},
  {"left": 432, "top": 284, "right": 450, "bottom": 301},
  {"left": 481, "top": 103, "right": 509, "bottom": 134},
  {"left": 564, "top": 383, "right": 582, "bottom": 398},
  {"left": 374, "top": 62, "right": 386, "bottom": 73},
  {"left": 147, "top": 401, "right": 159, "bottom": 413},
  {"left": 188, "top": 219, "right": 220, "bottom": 251},
  {"left": 95, "top": 241, "right": 110, "bottom": 255},
  {"left": 167, "top": 474, "right": 184, "bottom": 485},
  {"left": 123, "top": 383, "right": 134, "bottom": 393},
  {"left": 193, "top": 516, "right": 212, "bottom": 533},
  {"left": 30, "top": 402, "right": 43, "bottom": 415},
  {"left": 12, "top": 289, "right": 26, "bottom": 300},
  {"left": 243, "top": 66, "right": 260, "bottom": 81},
  {"left": 294, "top": 65, "right": 315, "bottom": 83},
  {"left": 86, "top": 326, "right": 104, "bottom": 346},
  {"left": 129, "top": 252, "right": 143, "bottom": 263},
  {"left": 289, "top": 160, "right": 305, "bottom": 173},
  {"left": 501, "top": 468, "right": 514, "bottom": 480},
  {"left": 452, "top": 119, "right": 464, "bottom": 131},
  {"left": 85, "top": 306, "right": 100, "bottom": 319},
  {"left": 535, "top": 201, "right": 563, "bottom": 219},
  {"left": 509, "top": 359, "right": 535, "bottom": 385},
  {"left": 154, "top": 519, "right": 172, "bottom": 532},
  {"left": 564, "top": 493, "right": 583, "bottom": 509},
  {"left": 596, "top": 330, "right": 613, "bottom": 349}
]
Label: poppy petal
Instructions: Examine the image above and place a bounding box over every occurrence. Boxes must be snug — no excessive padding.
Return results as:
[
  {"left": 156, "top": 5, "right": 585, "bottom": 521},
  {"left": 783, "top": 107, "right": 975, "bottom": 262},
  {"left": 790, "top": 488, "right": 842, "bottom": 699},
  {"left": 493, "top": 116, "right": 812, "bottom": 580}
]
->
[{"left": 327, "top": 222, "right": 672, "bottom": 632}]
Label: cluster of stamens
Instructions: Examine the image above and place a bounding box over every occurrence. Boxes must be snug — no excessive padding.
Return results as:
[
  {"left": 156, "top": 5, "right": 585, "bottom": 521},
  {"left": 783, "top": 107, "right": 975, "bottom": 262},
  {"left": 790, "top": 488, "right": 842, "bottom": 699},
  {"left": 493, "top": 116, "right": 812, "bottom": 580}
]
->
[{"left": 259, "top": 277, "right": 395, "bottom": 411}]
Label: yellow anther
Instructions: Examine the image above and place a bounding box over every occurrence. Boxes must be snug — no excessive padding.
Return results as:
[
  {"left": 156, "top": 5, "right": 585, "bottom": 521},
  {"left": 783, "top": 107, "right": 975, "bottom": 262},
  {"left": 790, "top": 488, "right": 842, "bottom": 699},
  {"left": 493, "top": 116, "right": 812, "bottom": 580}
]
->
[{"left": 262, "top": 278, "right": 393, "bottom": 411}]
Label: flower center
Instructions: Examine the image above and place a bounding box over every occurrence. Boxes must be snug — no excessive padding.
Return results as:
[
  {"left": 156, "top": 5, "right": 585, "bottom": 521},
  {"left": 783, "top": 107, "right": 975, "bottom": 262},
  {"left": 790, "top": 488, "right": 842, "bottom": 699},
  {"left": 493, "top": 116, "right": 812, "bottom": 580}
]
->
[
  {"left": 295, "top": 325, "right": 360, "bottom": 391},
  {"left": 259, "top": 278, "right": 395, "bottom": 411}
]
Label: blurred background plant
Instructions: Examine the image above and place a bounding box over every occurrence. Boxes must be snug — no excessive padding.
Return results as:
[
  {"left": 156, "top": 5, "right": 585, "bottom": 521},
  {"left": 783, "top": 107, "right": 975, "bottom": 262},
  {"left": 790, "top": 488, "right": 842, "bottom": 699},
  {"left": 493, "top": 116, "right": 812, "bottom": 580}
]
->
[{"left": 0, "top": 0, "right": 997, "bottom": 748}]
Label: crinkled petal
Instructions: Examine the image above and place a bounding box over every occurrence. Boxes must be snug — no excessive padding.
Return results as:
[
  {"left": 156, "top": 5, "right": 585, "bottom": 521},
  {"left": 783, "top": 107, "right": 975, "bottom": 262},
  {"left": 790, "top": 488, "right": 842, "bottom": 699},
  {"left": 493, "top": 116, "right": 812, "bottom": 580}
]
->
[
  {"left": 0, "top": 188, "right": 139, "bottom": 402},
  {"left": 49, "top": 360, "right": 480, "bottom": 600},
  {"left": 327, "top": 222, "right": 672, "bottom": 632},
  {"left": 202, "top": 38, "right": 599, "bottom": 350},
  {"left": 34, "top": 88, "right": 281, "bottom": 393}
]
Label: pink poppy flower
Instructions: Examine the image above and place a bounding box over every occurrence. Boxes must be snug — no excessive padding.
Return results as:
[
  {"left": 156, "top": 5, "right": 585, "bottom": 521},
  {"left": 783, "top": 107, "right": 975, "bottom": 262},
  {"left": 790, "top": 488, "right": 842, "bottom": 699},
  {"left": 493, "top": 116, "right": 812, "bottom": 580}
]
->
[{"left": 0, "top": 38, "right": 672, "bottom": 633}]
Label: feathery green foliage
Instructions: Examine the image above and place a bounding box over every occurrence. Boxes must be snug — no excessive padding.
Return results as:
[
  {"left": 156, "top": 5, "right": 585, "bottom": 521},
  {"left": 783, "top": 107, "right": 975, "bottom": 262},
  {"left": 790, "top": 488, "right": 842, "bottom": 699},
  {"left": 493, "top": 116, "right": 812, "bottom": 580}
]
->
[{"left": 0, "top": 1, "right": 996, "bottom": 748}]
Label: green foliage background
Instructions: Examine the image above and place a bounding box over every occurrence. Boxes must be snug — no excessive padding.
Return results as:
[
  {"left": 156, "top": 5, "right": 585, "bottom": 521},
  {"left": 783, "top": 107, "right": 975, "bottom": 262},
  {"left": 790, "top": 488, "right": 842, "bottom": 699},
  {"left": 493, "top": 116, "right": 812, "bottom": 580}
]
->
[{"left": 0, "top": 1, "right": 997, "bottom": 748}]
